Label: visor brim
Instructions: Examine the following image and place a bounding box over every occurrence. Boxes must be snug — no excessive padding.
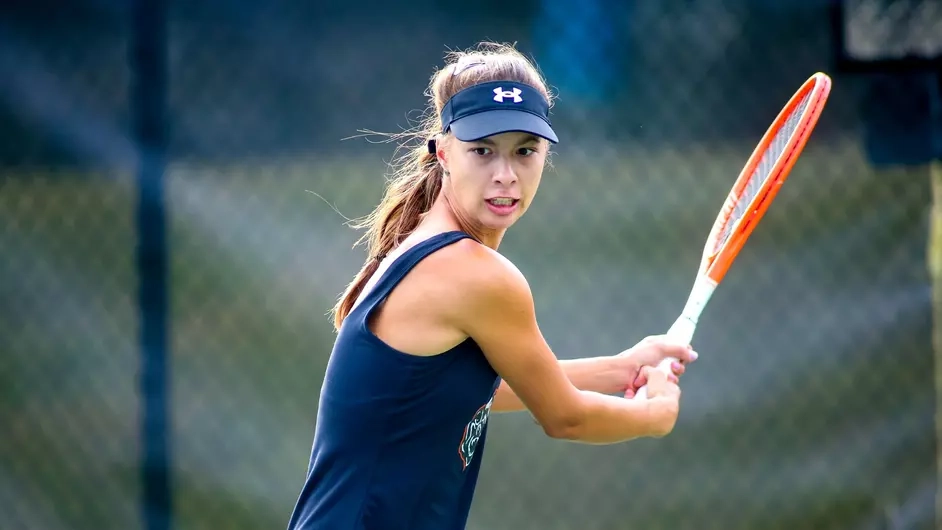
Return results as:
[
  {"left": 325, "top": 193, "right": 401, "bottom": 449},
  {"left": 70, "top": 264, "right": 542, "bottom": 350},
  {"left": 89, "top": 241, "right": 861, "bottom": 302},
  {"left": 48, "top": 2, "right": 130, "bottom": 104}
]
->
[{"left": 449, "top": 110, "right": 558, "bottom": 144}]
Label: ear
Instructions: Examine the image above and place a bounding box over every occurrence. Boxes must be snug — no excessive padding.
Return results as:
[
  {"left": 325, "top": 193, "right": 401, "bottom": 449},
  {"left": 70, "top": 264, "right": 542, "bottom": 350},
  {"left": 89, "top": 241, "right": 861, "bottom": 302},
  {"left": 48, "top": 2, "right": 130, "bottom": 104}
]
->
[{"left": 432, "top": 136, "right": 449, "bottom": 174}]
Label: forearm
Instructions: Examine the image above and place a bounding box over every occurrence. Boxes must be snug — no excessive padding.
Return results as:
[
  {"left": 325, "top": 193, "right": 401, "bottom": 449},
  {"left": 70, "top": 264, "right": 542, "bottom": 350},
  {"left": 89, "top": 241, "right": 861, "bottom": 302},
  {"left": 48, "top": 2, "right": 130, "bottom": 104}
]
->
[
  {"left": 560, "top": 391, "right": 678, "bottom": 444},
  {"left": 492, "top": 356, "right": 622, "bottom": 413}
]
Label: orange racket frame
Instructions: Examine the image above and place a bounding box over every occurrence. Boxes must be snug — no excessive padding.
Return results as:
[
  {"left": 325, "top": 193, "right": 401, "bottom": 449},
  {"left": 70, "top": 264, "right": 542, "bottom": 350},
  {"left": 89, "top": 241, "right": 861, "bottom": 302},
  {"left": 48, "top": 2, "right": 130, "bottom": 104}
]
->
[
  {"left": 635, "top": 72, "right": 832, "bottom": 399},
  {"left": 701, "top": 72, "right": 832, "bottom": 285}
]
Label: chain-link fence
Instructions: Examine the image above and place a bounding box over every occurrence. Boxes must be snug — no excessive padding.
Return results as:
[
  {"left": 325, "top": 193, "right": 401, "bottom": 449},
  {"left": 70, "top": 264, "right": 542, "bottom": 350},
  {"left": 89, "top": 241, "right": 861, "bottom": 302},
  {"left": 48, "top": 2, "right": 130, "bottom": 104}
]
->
[{"left": 2, "top": 1, "right": 938, "bottom": 529}]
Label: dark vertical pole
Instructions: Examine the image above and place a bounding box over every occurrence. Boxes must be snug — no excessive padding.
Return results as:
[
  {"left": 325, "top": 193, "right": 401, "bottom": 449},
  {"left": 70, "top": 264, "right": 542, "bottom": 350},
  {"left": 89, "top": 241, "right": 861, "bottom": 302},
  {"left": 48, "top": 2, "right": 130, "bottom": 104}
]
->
[{"left": 131, "top": 0, "right": 171, "bottom": 529}]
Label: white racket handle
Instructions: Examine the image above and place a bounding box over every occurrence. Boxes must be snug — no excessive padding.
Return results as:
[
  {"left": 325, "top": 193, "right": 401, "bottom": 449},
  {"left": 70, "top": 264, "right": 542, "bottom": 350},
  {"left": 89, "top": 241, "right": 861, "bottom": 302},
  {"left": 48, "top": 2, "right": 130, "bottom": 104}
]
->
[{"left": 634, "top": 276, "right": 716, "bottom": 400}]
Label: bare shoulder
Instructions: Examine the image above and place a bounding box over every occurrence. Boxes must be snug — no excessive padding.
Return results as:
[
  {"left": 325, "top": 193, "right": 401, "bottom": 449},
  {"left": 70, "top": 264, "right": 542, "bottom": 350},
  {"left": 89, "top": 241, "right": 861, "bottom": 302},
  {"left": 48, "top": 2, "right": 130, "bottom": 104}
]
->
[
  {"left": 425, "top": 238, "right": 535, "bottom": 331},
  {"left": 436, "top": 238, "right": 528, "bottom": 289}
]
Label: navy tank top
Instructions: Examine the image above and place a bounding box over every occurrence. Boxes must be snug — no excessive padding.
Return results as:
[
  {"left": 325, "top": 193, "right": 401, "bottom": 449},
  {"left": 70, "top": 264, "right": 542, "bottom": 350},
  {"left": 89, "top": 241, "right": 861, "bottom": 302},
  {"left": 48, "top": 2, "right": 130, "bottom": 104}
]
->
[{"left": 287, "top": 230, "right": 501, "bottom": 530}]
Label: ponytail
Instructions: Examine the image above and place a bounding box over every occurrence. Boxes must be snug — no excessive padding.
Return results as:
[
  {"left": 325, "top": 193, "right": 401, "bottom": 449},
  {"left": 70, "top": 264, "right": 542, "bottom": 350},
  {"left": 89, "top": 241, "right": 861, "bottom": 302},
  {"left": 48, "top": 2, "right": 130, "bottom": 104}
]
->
[{"left": 330, "top": 143, "right": 443, "bottom": 330}]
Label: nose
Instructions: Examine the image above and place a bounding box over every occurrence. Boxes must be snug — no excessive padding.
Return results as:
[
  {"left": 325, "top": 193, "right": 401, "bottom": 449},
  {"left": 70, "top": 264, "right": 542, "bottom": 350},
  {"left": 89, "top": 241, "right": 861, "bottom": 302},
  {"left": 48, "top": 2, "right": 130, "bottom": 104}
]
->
[{"left": 492, "top": 160, "right": 517, "bottom": 186}]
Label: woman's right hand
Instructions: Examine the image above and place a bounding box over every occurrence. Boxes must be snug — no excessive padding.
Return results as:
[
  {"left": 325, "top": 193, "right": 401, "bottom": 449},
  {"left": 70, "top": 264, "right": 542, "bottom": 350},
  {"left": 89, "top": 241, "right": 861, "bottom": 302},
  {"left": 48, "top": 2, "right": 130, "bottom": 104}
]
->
[{"left": 628, "top": 366, "right": 681, "bottom": 437}]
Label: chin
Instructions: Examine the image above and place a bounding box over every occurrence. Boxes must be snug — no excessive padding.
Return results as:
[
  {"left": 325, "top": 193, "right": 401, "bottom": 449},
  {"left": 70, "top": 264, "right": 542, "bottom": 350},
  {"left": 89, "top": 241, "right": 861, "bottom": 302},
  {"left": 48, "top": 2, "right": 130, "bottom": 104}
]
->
[{"left": 480, "top": 213, "right": 520, "bottom": 231}]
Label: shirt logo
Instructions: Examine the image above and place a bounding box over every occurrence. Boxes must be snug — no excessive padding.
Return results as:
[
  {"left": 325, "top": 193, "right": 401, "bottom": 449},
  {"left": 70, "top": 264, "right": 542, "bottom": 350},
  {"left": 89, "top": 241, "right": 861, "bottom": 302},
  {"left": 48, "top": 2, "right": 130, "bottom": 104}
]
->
[
  {"left": 493, "top": 87, "right": 523, "bottom": 103},
  {"left": 458, "top": 396, "right": 494, "bottom": 470}
]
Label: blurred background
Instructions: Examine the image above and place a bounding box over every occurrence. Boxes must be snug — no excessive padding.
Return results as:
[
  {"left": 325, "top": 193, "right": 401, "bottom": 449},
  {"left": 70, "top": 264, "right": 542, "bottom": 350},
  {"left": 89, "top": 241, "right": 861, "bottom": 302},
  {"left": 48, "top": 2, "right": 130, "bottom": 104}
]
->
[{"left": 2, "top": 0, "right": 941, "bottom": 529}]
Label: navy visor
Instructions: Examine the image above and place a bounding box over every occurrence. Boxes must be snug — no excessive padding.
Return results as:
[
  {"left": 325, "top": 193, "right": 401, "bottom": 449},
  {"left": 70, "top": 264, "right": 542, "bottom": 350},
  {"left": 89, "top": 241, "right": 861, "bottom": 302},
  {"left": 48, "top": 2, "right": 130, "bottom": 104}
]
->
[{"left": 438, "top": 80, "right": 558, "bottom": 144}]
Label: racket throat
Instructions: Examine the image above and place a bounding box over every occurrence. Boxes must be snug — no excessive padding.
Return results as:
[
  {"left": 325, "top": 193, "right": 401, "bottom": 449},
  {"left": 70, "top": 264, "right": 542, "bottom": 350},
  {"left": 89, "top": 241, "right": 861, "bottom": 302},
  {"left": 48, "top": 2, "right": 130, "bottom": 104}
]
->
[{"left": 667, "top": 275, "right": 718, "bottom": 345}]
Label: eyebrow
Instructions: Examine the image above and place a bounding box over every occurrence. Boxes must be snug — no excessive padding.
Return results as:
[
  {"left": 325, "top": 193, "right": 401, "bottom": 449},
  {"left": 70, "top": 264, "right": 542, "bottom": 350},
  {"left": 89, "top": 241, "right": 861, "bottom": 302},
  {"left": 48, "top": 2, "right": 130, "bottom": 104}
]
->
[{"left": 475, "top": 134, "right": 541, "bottom": 147}]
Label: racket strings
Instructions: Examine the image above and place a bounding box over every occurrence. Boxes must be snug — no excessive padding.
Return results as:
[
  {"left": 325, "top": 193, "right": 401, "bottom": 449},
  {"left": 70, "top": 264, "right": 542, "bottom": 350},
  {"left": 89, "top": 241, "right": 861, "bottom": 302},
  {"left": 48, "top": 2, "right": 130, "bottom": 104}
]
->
[{"left": 715, "top": 90, "right": 813, "bottom": 251}]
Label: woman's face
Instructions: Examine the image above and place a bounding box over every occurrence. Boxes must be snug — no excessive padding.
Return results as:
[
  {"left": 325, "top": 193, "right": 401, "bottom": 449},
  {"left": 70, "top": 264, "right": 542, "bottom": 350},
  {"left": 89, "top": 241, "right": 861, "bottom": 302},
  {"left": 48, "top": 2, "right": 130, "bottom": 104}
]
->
[{"left": 439, "top": 131, "right": 548, "bottom": 232}]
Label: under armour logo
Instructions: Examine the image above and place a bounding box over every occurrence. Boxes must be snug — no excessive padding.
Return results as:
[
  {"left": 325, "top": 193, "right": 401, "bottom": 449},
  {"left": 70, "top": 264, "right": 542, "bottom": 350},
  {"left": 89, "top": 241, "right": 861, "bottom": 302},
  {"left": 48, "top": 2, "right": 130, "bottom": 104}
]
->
[{"left": 493, "top": 87, "right": 523, "bottom": 103}]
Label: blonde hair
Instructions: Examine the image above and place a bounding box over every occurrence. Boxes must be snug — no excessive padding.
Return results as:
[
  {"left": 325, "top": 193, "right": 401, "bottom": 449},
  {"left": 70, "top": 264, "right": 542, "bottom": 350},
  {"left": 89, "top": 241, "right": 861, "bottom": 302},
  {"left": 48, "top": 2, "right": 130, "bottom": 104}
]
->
[{"left": 330, "top": 41, "right": 554, "bottom": 330}]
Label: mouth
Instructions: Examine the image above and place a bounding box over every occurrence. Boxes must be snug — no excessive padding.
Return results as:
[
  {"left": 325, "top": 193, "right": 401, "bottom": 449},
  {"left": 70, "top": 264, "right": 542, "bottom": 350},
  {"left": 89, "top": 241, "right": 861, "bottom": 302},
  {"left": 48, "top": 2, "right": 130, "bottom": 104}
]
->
[{"left": 485, "top": 197, "right": 520, "bottom": 216}]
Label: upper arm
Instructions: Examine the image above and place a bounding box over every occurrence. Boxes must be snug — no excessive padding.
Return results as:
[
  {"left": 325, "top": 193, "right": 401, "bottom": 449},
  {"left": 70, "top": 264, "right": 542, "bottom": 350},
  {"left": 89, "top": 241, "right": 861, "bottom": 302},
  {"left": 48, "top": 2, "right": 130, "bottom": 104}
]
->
[{"left": 444, "top": 245, "right": 584, "bottom": 437}]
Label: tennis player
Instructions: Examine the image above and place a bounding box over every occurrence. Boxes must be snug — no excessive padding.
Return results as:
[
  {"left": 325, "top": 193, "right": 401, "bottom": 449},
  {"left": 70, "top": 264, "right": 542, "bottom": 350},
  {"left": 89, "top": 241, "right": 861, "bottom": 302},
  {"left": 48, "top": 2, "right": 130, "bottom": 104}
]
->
[{"left": 286, "top": 42, "right": 697, "bottom": 530}]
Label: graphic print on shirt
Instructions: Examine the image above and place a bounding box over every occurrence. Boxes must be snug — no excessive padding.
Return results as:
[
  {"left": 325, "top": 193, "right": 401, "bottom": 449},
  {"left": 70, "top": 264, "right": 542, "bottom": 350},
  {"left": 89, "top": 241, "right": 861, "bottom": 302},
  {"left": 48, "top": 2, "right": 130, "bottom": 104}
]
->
[{"left": 457, "top": 395, "right": 494, "bottom": 471}]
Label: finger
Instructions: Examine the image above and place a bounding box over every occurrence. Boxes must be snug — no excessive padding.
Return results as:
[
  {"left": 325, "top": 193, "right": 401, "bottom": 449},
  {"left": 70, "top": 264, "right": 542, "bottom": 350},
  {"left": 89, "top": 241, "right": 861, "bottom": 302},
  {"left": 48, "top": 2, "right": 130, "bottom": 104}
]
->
[
  {"left": 643, "top": 365, "right": 667, "bottom": 385},
  {"left": 647, "top": 337, "right": 695, "bottom": 361},
  {"left": 668, "top": 373, "right": 679, "bottom": 384},
  {"left": 684, "top": 349, "right": 699, "bottom": 364},
  {"left": 671, "top": 361, "right": 686, "bottom": 376},
  {"left": 634, "top": 366, "right": 656, "bottom": 389},
  {"left": 667, "top": 345, "right": 698, "bottom": 365},
  {"left": 641, "top": 335, "right": 662, "bottom": 344}
]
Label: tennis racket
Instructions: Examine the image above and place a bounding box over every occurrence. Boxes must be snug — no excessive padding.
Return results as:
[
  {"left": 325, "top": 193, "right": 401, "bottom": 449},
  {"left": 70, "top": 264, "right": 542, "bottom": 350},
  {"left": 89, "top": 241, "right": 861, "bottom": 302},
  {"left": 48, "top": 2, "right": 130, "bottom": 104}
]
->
[{"left": 635, "top": 72, "right": 832, "bottom": 399}]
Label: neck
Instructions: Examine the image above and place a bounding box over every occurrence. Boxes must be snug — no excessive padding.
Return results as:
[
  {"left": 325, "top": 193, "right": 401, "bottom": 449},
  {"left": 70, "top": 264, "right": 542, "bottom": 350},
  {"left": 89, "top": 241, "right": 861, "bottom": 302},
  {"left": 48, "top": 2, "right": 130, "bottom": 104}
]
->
[{"left": 418, "top": 194, "right": 505, "bottom": 250}]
